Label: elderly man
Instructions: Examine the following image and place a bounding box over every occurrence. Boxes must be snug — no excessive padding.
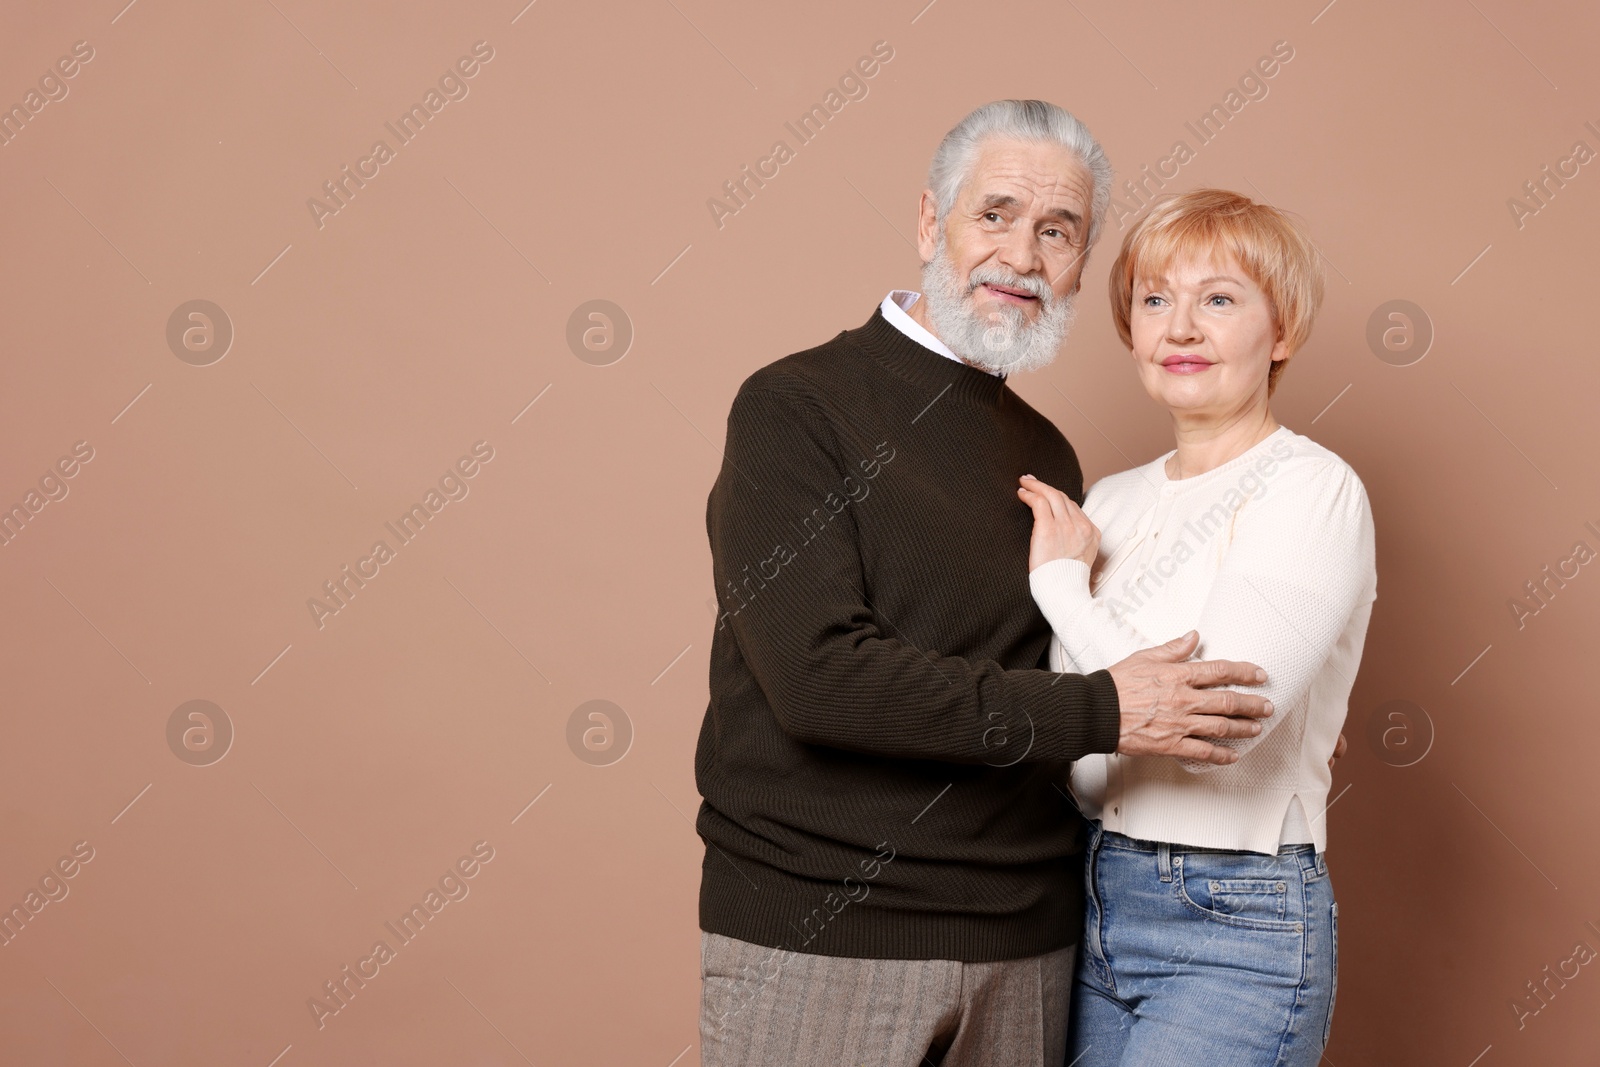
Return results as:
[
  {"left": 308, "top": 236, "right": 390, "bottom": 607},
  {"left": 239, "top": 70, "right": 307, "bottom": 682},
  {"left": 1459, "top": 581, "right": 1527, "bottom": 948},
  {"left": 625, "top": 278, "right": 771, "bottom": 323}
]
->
[{"left": 694, "top": 99, "right": 1275, "bottom": 1066}]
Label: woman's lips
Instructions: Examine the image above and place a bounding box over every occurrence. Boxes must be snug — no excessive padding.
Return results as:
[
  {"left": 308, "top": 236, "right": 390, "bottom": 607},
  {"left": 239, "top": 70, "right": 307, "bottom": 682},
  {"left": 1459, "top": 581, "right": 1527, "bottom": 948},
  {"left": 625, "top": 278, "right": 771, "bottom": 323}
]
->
[{"left": 1160, "top": 356, "right": 1213, "bottom": 374}]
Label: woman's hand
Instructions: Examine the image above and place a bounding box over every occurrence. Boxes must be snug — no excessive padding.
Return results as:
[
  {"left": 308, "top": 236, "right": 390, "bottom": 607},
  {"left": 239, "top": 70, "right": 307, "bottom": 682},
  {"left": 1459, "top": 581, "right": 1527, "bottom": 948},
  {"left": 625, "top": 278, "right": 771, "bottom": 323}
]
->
[{"left": 1017, "top": 475, "right": 1101, "bottom": 572}]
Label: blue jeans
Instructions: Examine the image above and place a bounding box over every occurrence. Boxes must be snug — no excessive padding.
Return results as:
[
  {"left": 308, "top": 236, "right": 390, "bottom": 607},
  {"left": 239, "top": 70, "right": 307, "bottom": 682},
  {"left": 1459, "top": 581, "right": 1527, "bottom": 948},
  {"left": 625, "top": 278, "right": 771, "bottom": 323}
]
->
[{"left": 1067, "top": 822, "right": 1337, "bottom": 1066}]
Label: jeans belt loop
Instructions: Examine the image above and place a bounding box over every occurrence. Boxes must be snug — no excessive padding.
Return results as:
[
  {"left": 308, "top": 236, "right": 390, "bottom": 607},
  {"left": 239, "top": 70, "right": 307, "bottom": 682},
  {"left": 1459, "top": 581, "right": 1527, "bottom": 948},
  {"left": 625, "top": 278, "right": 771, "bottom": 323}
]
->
[
  {"left": 1157, "top": 841, "right": 1173, "bottom": 883},
  {"left": 1295, "top": 846, "right": 1323, "bottom": 877}
]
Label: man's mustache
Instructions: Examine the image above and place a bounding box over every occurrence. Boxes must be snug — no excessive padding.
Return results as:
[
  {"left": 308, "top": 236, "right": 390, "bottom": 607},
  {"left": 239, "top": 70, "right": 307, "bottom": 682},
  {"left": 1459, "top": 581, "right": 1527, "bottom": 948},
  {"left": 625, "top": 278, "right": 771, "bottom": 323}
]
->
[{"left": 966, "top": 268, "right": 1051, "bottom": 304}]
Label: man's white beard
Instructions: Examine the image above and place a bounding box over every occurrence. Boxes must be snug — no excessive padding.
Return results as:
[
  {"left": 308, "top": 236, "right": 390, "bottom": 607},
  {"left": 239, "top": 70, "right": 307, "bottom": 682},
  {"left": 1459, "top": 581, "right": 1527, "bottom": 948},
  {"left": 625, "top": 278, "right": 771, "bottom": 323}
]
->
[{"left": 920, "top": 232, "right": 1078, "bottom": 376}]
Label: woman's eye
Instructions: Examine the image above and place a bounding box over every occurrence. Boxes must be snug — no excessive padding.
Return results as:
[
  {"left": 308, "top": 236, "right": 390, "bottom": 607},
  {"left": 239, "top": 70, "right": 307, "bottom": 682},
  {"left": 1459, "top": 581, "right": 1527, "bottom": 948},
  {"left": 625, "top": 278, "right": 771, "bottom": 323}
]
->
[{"left": 1207, "top": 294, "right": 1233, "bottom": 306}]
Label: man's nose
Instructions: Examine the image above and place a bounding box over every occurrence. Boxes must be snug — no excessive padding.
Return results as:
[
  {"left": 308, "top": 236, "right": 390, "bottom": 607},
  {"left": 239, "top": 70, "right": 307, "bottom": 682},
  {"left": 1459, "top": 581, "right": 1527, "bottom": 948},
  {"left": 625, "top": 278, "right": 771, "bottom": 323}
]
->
[{"left": 994, "top": 224, "right": 1044, "bottom": 283}]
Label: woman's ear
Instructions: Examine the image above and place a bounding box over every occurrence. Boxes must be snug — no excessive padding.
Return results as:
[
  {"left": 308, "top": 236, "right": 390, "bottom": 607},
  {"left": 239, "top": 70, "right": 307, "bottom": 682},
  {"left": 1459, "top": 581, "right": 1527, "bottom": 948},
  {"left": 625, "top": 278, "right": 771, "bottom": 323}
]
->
[{"left": 1270, "top": 318, "right": 1291, "bottom": 362}]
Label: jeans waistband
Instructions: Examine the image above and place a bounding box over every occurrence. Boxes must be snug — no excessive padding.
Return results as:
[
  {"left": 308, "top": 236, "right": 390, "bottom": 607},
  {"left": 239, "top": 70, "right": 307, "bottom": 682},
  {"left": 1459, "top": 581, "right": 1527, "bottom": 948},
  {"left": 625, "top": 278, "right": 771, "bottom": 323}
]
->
[{"left": 1093, "top": 825, "right": 1325, "bottom": 877}]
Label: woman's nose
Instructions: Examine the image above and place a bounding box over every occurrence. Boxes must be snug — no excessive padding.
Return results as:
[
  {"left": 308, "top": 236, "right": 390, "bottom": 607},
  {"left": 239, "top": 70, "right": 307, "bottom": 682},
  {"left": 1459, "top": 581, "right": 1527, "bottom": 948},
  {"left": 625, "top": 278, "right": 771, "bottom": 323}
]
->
[{"left": 1167, "top": 301, "right": 1203, "bottom": 343}]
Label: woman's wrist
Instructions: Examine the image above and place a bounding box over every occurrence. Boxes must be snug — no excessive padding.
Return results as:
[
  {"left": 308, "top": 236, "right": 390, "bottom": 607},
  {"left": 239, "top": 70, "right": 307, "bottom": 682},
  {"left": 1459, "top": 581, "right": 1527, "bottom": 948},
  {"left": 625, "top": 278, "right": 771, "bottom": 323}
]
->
[{"left": 1028, "top": 557, "right": 1094, "bottom": 623}]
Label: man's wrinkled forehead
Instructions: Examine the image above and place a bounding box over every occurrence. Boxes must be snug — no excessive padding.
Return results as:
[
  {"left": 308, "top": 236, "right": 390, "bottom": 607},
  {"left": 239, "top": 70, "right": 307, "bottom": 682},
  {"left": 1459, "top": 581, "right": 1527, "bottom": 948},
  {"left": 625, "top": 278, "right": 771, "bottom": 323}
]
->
[{"left": 959, "top": 142, "right": 1092, "bottom": 221}]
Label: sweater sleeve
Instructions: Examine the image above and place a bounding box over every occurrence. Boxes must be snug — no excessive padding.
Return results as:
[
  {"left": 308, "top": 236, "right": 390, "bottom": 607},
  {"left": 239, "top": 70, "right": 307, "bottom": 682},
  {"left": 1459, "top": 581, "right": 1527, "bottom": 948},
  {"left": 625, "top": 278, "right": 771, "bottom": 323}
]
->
[
  {"left": 1029, "top": 458, "right": 1374, "bottom": 772},
  {"left": 710, "top": 383, "right": 1122, "bottom": 764}
]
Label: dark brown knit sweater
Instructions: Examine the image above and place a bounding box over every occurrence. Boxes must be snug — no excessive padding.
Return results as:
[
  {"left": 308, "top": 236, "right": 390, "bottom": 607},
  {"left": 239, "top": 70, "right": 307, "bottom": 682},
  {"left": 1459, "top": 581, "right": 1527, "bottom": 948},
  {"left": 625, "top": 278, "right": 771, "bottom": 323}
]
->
[{"left": 695, "top": 304, "right": 1122, "bottom": 962}]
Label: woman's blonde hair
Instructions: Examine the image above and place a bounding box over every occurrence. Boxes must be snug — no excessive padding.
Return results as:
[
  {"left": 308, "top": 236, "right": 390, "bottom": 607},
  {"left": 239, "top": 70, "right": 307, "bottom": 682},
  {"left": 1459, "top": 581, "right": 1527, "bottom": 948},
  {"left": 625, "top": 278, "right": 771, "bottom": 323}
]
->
[{"left": 1108, "top": 189, "right": 1325, "bottom": 395}]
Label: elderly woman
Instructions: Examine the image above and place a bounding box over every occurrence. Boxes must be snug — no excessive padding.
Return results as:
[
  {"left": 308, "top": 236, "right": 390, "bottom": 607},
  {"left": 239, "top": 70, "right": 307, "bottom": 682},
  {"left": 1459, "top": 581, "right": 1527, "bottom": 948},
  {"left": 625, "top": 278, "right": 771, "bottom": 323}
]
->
[{"left": 1016, "top": 189, "right": 1376, "bottom": 1064}]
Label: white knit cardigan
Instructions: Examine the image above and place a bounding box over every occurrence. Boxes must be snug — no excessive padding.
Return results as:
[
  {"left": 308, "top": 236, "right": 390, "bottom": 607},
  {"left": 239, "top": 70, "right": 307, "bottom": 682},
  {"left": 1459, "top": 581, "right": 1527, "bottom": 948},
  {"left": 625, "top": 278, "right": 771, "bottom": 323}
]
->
[{"left": 1030, "top": 426, "right": 1377, "bottom": 854}]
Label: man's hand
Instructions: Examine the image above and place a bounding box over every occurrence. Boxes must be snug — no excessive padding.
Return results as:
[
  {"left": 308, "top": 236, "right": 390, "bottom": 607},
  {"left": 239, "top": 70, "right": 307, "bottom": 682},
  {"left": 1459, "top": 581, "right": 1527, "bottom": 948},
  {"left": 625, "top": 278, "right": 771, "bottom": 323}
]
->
[
  {"left": 1107, "top": 631, "right": 1273, "bottom": 766},
  {"left": 1017, "top": 474, "right": 1099, "bottom": 571}
]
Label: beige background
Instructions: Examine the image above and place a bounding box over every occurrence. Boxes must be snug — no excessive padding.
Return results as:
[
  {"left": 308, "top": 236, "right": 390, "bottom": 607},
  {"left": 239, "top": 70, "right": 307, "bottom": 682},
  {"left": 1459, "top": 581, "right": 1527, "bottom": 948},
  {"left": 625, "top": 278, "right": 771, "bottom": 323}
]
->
[{"left": 1, "top": 0, "right": 1597, "bottom": 1063}]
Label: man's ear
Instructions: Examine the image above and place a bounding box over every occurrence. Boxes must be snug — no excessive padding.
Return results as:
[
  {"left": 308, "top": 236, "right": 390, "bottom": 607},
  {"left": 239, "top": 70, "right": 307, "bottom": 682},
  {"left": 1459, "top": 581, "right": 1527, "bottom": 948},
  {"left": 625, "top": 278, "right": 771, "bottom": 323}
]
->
[{"left": 915, "top": 190, "right": 940, "bottom": 262}]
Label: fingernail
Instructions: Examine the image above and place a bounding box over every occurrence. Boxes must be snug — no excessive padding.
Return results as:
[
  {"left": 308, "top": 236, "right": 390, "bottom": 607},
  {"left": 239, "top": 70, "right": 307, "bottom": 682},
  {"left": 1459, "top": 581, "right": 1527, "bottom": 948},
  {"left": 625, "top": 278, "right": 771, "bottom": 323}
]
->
[
  {"left": 1264, "top": 701, "right": 1275, "bottom": 715},
  {"left": 1252, "top": 723, "right": 1261, "bottom": 734},
  {"left": 1255, "top": 669, "right": 1267, "bottom": 682}
]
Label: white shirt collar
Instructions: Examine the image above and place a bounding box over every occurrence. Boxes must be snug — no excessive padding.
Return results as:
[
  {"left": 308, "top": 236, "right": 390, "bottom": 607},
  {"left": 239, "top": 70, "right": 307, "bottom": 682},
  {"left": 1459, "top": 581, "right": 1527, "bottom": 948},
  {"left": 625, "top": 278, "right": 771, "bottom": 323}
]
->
[{"left": 878, "top": 290, "right": 1001, "bottom": 377}]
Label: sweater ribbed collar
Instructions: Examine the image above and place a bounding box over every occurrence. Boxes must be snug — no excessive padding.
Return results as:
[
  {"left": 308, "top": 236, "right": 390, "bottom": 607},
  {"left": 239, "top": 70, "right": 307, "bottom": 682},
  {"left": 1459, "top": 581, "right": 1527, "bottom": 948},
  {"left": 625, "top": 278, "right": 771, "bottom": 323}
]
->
[
  {"left": 847, "top": 305, "right": 1011, "bottom": 410},
  {"left": 1151, "top": 425, "right": 1296, "bottom": 492}
]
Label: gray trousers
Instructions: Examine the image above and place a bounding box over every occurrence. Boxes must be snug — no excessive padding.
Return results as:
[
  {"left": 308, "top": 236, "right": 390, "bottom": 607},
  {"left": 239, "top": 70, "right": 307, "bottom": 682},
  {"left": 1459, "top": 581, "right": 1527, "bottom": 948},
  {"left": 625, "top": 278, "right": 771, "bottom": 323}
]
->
[{"left": 699, "top": 931, "right": 1076, "bottom": 1066}]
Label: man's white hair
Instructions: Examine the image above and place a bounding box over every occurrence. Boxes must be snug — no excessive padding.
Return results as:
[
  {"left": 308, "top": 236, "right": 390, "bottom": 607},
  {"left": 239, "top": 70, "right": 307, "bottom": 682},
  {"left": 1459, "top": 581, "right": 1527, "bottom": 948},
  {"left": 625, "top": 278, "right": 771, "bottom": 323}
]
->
[{"left": 926, "top": 99, "right": 1114, "bottom": 251}]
